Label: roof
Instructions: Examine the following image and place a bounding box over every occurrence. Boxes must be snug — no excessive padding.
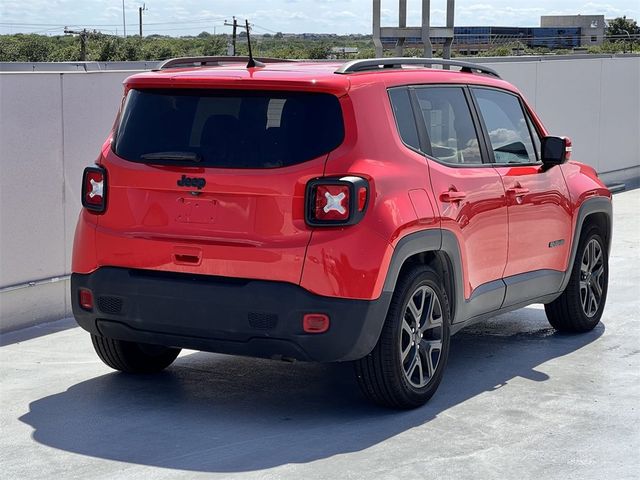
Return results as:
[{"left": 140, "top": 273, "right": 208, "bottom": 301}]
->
[{"left": 124, "top": 58, "right": 516, "bottom": 96}]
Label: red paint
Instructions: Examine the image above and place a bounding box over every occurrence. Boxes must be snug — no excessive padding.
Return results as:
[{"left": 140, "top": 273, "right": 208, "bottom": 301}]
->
[
  {"left": 72, "top": 60, "right": 610, "bottom": 305},
  {"left": 493, "top": 164, "right": 573, "bottom": 275},
  {"left": 428, "top": 162, "right": 508, "bottom": 299}
]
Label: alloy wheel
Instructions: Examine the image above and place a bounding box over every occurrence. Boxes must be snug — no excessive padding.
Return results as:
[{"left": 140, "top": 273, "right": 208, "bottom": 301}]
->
[
  {"left": 580, "top": 238, "right": 605, "bottom": 318},
  {"left": 399, "top": 285, "right": 444, "bottom": 388}
]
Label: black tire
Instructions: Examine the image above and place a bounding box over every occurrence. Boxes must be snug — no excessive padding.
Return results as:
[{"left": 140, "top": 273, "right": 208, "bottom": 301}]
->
[
  {"left": 354, "top": 265, "right": 451, "bottom": 409},
  {"left": 545, "top": 227, "right": 608, "bottom": 333},
  {"left": 91, "top": 334, "right": 181, "bottom": 373}
]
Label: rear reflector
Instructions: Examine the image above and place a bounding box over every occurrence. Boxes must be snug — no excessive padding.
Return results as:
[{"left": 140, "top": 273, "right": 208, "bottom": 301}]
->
[
  {"left": 78, "top": 288, "right": 94, "bottom": 311},
  {"left": 303, "top": 314, "right": 330, "bottom": 334},
  {"left": 81, "top": 166, "right": 107, "bottom": 213}
]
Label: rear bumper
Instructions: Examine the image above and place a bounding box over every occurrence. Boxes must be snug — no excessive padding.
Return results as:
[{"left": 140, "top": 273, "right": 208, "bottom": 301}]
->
[{"left": 71, "top": 267, "right": 391, "bottom": 362}]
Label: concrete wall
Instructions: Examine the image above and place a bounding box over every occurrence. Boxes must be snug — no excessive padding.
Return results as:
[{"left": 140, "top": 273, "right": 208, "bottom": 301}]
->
[
  {"left": 480, "top": 56, "right": 640, "bottom": 179},
  {"left": 0, "top": 71, "right": 135, "bottom": 331},
  {"left": 1, "top": 56, "right": 639, "bottom": 332}
]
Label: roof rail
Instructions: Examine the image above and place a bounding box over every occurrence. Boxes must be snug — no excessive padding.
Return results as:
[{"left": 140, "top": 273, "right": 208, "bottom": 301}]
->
[
  {"left": 155, "top": 56, "right": 296, "bottom": 71},
  {"left": 335, "top": 58, "right": 501, "bottom": 78}
]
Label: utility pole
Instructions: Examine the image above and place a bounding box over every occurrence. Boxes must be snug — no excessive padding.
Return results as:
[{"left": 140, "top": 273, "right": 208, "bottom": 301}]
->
[
  {"left": 122, "top": 0, "right": 127, "bottom": 37},
  {"left": 64, "top": 28, "right": 97, "bottom": 61},
  {"left": 139, "top": 3, "right": 147, "bottom": 37},
  {"left": 224, "top": 16, "right": 238, "bottom": 55}
]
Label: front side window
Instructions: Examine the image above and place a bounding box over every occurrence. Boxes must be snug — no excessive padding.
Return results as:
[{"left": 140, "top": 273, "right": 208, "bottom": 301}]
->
[
  {"left": 414, "top": 87, "right": 483, "bottom": 165},
  {"left": 472, "top": 88, "right": 538, "bottom": 164},
  {"left": 525, "top": 112, "right": 541, "bottom": 159}
]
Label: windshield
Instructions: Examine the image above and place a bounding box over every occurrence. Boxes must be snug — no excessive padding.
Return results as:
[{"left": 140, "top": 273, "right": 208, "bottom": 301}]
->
[{"left": 113, "top": 89, "right": 344, "bottom": 168}]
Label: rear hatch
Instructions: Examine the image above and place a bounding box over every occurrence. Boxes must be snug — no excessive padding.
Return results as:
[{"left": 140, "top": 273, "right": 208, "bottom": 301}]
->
[{"left": 96, "top": 83, "right": 345, "bottom": 284}]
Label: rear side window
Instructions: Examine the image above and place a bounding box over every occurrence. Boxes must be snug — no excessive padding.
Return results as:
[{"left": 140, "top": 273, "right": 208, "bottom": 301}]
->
[
  {"left": 388, "top": 88, "right": 420, "bottom": 151},
  {"left": 114, "top": 89, "right": 344, "bottom": 168},
  {"left": 414, "top": 87, "right": 483, "bottom": 164}
]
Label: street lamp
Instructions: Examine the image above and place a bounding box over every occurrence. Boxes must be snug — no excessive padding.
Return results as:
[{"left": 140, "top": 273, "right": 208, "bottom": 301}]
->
[{"left": 621, "top": 29, "right": 631, "bottom": 53}]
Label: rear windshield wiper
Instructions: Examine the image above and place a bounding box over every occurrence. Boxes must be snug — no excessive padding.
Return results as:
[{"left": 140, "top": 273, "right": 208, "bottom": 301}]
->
[{"left": 140, "top": 151, "right": 202, "bottom": 162}]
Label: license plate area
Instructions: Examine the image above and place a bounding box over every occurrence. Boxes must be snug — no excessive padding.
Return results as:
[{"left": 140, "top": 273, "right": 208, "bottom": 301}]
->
[{"left": 176, "top": 197, "right": 218, "bottom": 224}]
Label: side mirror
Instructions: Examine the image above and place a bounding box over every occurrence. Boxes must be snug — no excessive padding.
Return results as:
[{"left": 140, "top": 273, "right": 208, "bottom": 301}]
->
[{"left": 541, "top": 136, "right": 571, "bottom": 166}]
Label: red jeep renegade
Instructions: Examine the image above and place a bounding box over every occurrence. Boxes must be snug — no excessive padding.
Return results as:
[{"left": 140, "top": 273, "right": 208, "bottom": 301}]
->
[{"left": 72, "top": 57, "right": 612, "bottom": 408}]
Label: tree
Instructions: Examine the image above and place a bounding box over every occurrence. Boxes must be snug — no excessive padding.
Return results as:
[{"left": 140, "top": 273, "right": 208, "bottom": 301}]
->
[
  {"left": 607, "top": 17, "right": 640, "bottom": 39},
  {"left": 306, "top": 43, "right": 330, "bottom": 59},
  {"left": 97, "top": 37, "right": 119, "bottom": 61},
  {"left": 201, "top": 36, "right": 225, "bottom": 56},
  {"left": 17, "top": 34, "right": 51, "bottom": 61}
]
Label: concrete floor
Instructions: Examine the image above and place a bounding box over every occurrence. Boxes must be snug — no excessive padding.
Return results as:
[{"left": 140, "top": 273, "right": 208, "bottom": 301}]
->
[{"left": 1, "top": 189, "right": 638, "bottom": 480}]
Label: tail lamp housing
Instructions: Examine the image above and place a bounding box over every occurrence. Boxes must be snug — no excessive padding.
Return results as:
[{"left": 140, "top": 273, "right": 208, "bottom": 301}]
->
[
  {"left": 305, "top": 176, "right": 369, "bottom": 226},
  {"left": 81, "top": 166, "right": 107, "bottom": 213}
]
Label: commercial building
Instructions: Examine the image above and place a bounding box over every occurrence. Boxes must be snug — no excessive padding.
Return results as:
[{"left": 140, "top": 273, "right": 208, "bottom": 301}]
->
[
  {"left": 541, "top": 15, "right": 606, "bottom": 47},
  {"left": 381, "top": 15, "right": 606, "bottom": 53}
]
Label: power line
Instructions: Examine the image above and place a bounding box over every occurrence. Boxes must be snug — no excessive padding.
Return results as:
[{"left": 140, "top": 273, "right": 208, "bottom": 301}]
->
[{"left": 0, "top": 17, "right": 226, "bottom": 27}]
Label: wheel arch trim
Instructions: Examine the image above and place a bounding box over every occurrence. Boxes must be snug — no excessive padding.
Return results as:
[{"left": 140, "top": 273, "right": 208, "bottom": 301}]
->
[
  {"left": 560, "top": 196, "right": 612, "bottom": 292},
  {"left": 381, "top": 229, "right": 464, "bottom": 323}
]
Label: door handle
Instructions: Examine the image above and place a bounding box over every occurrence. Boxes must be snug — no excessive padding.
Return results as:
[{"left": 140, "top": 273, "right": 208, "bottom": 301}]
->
[
  {"left": 506, "top": 187, "right": 530, "bottom": 197},
  {"left": 440, "top": 190, "right": 467, "bottom": 203}
]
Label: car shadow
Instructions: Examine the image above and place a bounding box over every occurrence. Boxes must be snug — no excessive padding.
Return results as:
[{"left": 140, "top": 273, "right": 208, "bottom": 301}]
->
[{"left": 19, "top": 307, "right": 603, "bottom": 473}]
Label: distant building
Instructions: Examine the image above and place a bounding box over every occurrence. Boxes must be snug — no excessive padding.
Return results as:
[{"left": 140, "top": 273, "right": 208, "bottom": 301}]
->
[
  {"left": 329, "top": 47, "right": 359, "bottom": 59},
  {"left": 541, "top": 15, "right": 605, "bottom": 46},
  {"left": 383, "top": 25, "right": 582, "bottom": 53},
  {"left": 380, "top": 14, "right": 608, "bottom": 53}
]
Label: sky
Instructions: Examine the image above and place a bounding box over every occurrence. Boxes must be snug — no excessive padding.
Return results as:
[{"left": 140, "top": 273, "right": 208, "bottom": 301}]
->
[{"left": 1, "top": 1, "right": 638, "bottom": 36}]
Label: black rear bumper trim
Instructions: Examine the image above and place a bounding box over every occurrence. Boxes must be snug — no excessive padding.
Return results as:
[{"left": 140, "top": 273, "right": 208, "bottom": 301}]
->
[{"left": 71, "top": 267, "right": 391, "bottom": 362}]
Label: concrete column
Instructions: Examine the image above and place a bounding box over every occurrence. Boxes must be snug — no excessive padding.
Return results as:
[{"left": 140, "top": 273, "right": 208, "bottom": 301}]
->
[
  {"left": 373, "top": 0, "right": 383, "bottom": 57},
  {"left": 395, "top": 0, "right": 407, "bottom": 56},
  {"left": 422, "top": 0, "right": 433, "bottom": 58},
  {"left": 443, "top": 0, "right": 455, "bottom": 59}
]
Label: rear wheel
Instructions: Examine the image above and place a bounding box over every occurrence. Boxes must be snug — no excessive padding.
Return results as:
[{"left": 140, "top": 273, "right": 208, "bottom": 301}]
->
[
  {"left": 91, "top": 334, "right": 181, "bottom": 373},
  {"left": 545, "top": 228, "right": 608, "bottom": 332},
  {"left": 355, "top": 266, "right": 451, "bottom": 409}
]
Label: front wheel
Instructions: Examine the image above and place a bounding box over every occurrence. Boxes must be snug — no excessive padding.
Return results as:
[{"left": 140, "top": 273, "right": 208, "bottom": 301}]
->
[
  {"left": 91, "top": 334, "right": 181, "bottom": 373},
  {"left": 355, "top": 266, "right": 451, "bottom": 409},
  {"left": 545, "top": 228, "right": 608, "bottom": 332}
]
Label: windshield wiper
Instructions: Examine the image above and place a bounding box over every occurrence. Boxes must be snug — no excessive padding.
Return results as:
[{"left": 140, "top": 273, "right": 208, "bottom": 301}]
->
[{"left": 140, "top": 151, "right": 202, "bottom": 162}]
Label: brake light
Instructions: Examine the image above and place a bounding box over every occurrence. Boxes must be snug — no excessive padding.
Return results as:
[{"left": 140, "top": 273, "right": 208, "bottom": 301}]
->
[
  {"left": 82, "top": 166, "right": 107, "bottom": 213},
  {"left": 305, "top": 176, "right": 369, "bottom": 226},
  {"left": 315, "top": 185, "right": 350, "bottom": 221}
]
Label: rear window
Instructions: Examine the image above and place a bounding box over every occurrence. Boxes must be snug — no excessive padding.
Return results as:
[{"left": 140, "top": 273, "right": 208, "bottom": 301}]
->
[{"left": 113, "top": 89, "right": 344, "bottom": 168}]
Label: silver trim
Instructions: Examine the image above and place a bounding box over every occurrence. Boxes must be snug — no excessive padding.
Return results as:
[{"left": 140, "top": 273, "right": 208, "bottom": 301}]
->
[
  {"left": 335, "top": 57, "right": 501, "bottom": 77},
  {"left": 0, "top": 275, "right": 70, "bottom": 294},
  {"left": 156, "top": 56, "right": 296, "bottom": 71}
]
